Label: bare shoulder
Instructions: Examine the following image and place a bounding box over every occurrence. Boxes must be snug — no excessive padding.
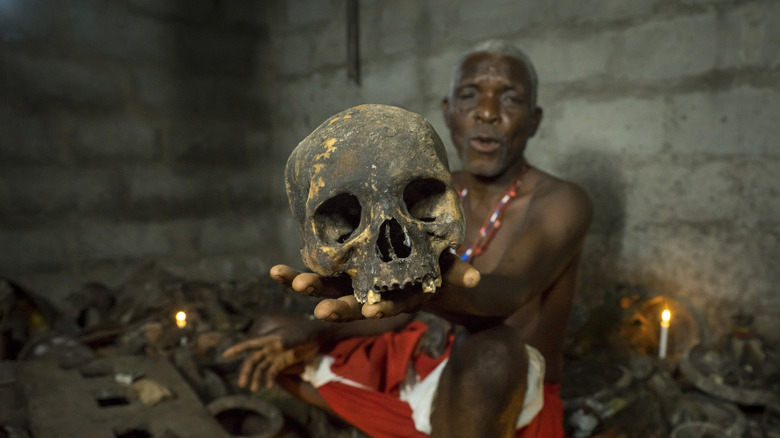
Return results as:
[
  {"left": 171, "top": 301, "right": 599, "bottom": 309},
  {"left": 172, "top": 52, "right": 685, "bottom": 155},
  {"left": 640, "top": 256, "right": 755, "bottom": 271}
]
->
[{"left": 527, "top": 170, "right": 593, "bottom": 239}]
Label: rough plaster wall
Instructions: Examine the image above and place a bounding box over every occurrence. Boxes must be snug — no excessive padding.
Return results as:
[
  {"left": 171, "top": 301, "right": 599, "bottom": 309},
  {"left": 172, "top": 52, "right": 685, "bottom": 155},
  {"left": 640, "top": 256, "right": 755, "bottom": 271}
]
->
[
  {"left": 1, "top": 0, "right": 778, "bottom": 346},
  {"left": 0, "top": 0, "right": 301, "bottom": 308}
]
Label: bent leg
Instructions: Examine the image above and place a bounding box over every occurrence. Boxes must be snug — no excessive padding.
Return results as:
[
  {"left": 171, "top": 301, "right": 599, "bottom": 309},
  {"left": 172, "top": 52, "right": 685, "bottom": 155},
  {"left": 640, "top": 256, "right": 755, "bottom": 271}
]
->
[{"left": 430, "top": 325, "right": 530, "bottom": 438}]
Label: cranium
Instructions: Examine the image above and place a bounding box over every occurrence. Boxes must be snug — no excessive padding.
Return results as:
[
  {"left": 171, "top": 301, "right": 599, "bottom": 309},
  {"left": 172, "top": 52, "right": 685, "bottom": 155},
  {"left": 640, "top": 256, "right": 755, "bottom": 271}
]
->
[{"left": 285, "top": 104, "right": 465, "bottom": 304}]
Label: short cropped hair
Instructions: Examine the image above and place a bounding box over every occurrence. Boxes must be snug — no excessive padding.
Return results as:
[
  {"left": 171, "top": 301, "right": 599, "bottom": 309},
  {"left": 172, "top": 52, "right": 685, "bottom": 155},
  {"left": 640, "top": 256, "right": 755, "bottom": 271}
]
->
[{"left": 449, "top": 39, "right": 539, "bottom": 107}]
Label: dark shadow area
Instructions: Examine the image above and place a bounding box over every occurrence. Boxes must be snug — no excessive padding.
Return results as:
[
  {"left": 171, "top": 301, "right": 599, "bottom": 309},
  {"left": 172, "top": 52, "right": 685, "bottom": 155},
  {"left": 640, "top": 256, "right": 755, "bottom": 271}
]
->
[{"left": 557, "top": 148, "right": 627, "bottom": 329}]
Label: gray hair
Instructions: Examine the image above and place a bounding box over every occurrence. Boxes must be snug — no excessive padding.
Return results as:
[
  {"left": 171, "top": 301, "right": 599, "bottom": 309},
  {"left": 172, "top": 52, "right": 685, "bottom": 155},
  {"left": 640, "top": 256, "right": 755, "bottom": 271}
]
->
[{"left": 449, "top": 39, "right": 539, "bottom": 107}]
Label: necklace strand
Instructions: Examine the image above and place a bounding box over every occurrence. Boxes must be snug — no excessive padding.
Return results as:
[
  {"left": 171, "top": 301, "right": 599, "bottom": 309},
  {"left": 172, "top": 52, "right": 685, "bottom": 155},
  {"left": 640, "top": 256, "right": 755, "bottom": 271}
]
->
[{"left": 457, "top": 166, "right": 526, "bottom": 263}]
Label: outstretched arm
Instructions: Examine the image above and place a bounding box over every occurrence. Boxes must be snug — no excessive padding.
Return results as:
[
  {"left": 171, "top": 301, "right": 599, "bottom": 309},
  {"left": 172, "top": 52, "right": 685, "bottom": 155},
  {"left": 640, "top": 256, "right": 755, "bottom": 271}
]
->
[{"left": 271, "top": 251, "right": 480, "bottom": 321}]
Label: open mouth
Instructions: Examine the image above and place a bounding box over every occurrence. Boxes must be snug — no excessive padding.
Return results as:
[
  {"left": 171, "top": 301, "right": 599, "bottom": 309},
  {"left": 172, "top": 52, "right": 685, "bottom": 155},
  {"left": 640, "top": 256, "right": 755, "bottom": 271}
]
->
[{"left": 469, "top": 136, "right": 501, "bottom": 153}]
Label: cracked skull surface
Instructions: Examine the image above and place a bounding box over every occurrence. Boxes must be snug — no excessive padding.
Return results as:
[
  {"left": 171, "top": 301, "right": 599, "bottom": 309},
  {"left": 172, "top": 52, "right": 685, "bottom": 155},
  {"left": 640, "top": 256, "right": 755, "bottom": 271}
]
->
[{"left": 285, "top": 104, "right": 465, "bottom": 304}]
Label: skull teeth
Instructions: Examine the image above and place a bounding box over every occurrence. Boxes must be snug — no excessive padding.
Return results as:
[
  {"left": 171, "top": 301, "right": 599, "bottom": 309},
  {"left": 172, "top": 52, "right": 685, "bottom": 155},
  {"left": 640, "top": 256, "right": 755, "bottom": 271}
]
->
[
  {"left": 367, "top": 289, "right": 382, "bottom": 304},
  {"left": 371, "top": 275, "right": 440, "bottom": 295},
  {"left": 422, "top": 277, "right": 436, "bottom": 294},
  {"left": 375, "top": 278, "right": 412, "bottom": 292}
]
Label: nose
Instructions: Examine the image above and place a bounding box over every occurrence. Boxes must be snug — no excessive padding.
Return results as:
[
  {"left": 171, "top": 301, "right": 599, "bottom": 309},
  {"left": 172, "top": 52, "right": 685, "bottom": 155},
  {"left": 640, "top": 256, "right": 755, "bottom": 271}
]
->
[
  {"left": 376, "top": 218, "right": 411, "bottom": 262},
  {"left": 474, "top": 94, "right": 499, "bottom": 124}
]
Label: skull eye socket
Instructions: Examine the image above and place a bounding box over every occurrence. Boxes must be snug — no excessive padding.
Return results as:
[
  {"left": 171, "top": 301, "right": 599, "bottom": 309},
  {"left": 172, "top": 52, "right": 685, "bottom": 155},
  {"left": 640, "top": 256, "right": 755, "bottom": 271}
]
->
[
  {"left": 403, "top": 178, "right": 447, "bottom": 222},
  {"left": 314, "top": 193, "right": 362, "bottom": 244}
]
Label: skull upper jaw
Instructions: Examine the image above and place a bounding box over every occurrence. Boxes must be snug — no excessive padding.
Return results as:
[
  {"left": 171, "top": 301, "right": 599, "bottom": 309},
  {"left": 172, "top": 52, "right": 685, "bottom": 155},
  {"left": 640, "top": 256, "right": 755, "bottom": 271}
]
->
[{"left": 302, "top": 208, "right": 463, "bottom": 304}]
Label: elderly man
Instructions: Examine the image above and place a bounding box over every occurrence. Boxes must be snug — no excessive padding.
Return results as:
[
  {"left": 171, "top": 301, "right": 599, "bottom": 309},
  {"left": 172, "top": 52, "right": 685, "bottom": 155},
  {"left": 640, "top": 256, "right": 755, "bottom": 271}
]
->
[{"left": 224, "top": 39, "right": 592, "bottom": 438}]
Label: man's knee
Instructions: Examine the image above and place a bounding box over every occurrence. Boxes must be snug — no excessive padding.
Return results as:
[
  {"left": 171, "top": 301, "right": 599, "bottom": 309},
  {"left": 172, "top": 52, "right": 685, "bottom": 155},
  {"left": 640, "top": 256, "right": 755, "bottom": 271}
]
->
[
  {"left": 447, "top": 331, "right": 529, "bottom": 396},
  {"left": 432, "top": 332, "right": 531, "bottom": 436}
]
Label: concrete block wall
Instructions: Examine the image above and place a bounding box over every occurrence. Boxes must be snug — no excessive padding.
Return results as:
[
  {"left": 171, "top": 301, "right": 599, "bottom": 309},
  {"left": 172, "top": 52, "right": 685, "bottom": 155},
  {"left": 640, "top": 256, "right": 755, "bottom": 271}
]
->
[
  {"left": 1, "top": 0, "right": 778, "bottom": 346},
  {"left": 0, "top": 0, "right": 299, "bottom": 308}
]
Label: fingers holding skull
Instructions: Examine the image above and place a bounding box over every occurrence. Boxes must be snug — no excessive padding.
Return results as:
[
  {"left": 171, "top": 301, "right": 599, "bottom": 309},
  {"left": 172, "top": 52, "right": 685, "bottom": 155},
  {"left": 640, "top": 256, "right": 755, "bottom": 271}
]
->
[
  {"left": 270, "top": 265, "right": 352, "bottom": 299},
  {"left": 311, "top": 290, "right": 428, "bottom": 322},
  {"left": 269, "top": 265, "right": 363, "bottom": 322},
  {"left": 308, "top": 292, "right": 424, "bottom": 322},
  {"left": 440, "top": 251, "right": 481, "bottom": 289},
  {"left": 313, "top": 256, "right": 481, "bottom": 322},
  {"left": 271, "top": 250, "right": 481, "bottom": 323},
  {"left": 359, "top": 252, "right": 481, "bottom": 320},
  {"left": 314, "top": 295, "right": 364, "bottom": 322},
  {"left": 361, "top": 289, "right": 428, "bottom": 319}
]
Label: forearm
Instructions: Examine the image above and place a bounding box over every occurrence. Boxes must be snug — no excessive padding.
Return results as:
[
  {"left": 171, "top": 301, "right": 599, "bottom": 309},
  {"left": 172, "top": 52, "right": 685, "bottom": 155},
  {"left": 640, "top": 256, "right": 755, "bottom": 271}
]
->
[
  {"left": 424, "top": 274, "right": 535, "bottom": 329},
  {"left": 319, "top": 313, "right": 414, "bottom": 344}
]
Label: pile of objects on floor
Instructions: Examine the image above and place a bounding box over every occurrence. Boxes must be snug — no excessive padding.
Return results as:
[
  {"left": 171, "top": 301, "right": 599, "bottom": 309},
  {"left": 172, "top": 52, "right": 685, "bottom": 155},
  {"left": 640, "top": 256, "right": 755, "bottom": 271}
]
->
[
  {"left": 0, "top": 266, "right": 367, "bottom": 438},
  {"left": 562, "top": 284, "right": 780, "bottom": 438},
  {"left": 2, "top": 273, "right": 778, "bottom": 437}
]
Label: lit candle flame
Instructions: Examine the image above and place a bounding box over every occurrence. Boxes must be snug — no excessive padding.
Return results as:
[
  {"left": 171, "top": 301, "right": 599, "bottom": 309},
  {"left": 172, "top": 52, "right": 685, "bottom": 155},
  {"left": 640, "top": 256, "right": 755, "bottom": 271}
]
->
[
  {"left": 659, "top": 308, "right": 671, "bottom": 359},
  {"left": 175, "top": 311, "right": 187, "bottom": 329}
]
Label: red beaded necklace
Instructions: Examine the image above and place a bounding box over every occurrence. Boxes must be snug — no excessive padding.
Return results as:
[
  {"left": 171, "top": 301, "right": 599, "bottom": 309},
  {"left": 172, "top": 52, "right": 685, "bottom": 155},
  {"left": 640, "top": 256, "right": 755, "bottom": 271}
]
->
[{"left": 457, "top": 165, "right": 526, "bottom": 263}]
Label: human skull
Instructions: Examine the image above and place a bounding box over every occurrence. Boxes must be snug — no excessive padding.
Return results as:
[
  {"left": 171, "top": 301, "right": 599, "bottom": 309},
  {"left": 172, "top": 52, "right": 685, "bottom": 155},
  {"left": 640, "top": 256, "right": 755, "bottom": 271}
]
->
[{"left": 285, "top": 104, "right": 465, "bottom": 304}]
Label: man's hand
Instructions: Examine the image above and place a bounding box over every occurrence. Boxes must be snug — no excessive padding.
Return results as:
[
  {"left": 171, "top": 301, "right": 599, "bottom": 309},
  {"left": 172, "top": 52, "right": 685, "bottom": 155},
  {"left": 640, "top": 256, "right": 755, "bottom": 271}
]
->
[
  {"left": 222, "top": 323, "right": 320, "bottom": 392},
  {"left": 271, "top": 251, "right": 480, "bottom": 322}
]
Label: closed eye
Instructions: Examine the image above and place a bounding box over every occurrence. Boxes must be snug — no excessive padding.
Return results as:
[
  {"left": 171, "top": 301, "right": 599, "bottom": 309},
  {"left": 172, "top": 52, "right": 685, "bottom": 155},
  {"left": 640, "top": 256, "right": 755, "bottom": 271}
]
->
[{"left": 455, "top": 85, "right": 479, "bottom": 102}]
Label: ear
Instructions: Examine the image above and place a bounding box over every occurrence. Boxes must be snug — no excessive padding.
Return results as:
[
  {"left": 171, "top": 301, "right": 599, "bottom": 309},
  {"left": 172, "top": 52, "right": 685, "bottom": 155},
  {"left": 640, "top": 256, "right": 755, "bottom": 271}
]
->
[
  {"left": 528, "top": 106, "right": 543, "bottom": 138},
  {"left": 441, "top": 97, "right": 453, "bottom": 130}
]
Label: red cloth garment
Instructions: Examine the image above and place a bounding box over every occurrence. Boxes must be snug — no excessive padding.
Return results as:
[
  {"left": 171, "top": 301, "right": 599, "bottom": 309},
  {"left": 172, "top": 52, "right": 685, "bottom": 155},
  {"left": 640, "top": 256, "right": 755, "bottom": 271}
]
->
[
  {"left": 319, "top": 382, "right": 563, "bottom": 438},
  {"left": 515, "top": 384, "right": 564, "bottom": 438},
  {"left": 323, "top": 321, "right": 449, "bottom": 397},
  {"left": 318, "top": 380, "right": 428, "bottom": 438},
  {"left": 316, "top": 321, "right": 444, "bottom": 438},
  {"left": 313, "top": 321, "right": 562, "bottom": 438}
]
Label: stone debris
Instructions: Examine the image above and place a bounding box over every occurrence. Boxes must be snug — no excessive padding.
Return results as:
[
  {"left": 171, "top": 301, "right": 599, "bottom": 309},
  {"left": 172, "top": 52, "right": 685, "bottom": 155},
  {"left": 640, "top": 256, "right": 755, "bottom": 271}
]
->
[
  {"left": 0, "top": 265, "right": 365, "bottom": 437},
  {"left": 128, "top": 378, "right": 175, "bottom": 406},
  {"left": 2, "top": 269, "right": 778, "bottom": 437}
]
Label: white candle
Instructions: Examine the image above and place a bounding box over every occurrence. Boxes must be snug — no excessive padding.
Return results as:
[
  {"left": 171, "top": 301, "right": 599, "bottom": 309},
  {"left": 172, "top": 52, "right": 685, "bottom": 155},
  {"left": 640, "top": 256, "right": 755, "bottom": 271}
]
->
[
  {"left": 176, "top": 311, "right": 188, "bottom": 346},
  {"left": 659, "top": 309, "right": 671, "bottom": 359},
  {"left": 175, "top": 311, "right": 187, "bottom": 329}
]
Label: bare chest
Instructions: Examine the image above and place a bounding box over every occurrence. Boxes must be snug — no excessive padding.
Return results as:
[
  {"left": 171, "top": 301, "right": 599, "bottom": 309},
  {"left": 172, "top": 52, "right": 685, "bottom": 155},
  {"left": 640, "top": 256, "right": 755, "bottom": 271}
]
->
[{"left": 461, "top": 198, "right": 531, "bottom": 273}]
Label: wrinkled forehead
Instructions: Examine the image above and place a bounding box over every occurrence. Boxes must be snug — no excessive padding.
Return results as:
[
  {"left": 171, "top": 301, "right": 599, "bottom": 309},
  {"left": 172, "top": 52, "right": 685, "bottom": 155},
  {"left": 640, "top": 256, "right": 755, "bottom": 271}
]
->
[{"left": 454, "top": 52, "right": 533, "bottom": 91}]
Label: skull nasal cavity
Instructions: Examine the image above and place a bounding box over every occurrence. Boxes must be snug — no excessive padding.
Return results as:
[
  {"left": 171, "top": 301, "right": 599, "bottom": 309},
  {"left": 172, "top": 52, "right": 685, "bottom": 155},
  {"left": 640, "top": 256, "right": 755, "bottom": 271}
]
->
[{"left": 377, "top": 218, "right": 412, "bottom": 262}]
